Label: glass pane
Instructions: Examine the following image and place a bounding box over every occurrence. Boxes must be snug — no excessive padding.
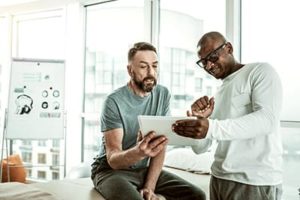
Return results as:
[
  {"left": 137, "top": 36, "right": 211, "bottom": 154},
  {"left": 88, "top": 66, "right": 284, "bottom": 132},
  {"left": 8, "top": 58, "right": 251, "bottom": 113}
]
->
[
  {"left": 241, "top": 0, "right": 300, "bottom": 121},
  {"left": 84, "top": 0, "right": 145, "bottom": 161},
  {"left": 281, "top": 126, "right": 300, "bottom": 200},
  {"left": 242, "top": 1, "right": 300, "bottom": 198},
  {"left": 13, "top": 139, "right": 64, "bottom": 181},
  {"left": 0, "top": 17, "right": 6, "bottom": 65},
  {"left": 0, "top": 17, "right": 6, "bottom": 127},
  {"left": 160, "top": 0, "right": 225, "bottom": 115},
  {"left": 16, "top": 14, "right": 64, "bottom": 59},
  {"left": 10, "top": 11, "right": 65, "bottom": 181}
]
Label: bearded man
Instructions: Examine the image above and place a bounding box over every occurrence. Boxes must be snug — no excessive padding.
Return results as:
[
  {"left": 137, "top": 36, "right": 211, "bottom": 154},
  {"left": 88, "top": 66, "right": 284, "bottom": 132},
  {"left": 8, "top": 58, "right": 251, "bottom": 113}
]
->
[{"left": 91, "top": 42, "right": 206, "bottom": 200}]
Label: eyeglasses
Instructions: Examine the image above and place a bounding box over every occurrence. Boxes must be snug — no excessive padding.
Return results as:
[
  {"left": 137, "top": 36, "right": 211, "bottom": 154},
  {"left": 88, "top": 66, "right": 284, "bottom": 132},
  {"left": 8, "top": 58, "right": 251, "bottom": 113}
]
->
[{"left": 196, "top": 43, "right": 227, "bottom": 68}]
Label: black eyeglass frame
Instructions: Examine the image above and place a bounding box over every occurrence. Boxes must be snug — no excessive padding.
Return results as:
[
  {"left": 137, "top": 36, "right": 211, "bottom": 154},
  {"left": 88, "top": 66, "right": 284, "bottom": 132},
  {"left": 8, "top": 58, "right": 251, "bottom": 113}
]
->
[{"left": 196, "top": 42, "right": 227, "bottom": 68}]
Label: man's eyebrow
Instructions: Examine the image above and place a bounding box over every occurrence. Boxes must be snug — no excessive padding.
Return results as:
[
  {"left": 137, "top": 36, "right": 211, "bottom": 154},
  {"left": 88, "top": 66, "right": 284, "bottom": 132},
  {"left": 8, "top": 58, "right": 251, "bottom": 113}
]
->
[{"left": 139, "top": 61, "right": 158, "bottom": 65}]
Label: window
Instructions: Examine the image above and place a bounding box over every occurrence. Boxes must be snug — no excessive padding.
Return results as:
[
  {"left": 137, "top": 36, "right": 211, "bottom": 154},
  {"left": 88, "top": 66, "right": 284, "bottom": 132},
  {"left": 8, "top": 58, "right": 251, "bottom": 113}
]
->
[
  {"left": 38, "top": 140, "right": 46, "bottom": 147},
  {"left": 22, "top": 140, "right": 32, "bottom": 146},
  {"left": 0, "top": 17, "right": 7, "bottom": 95},
  {"left": 9, "top": 9, "right": 65, "bottom": 181},
  {"left": 52, "top": 139, "right": 60, "bottom": 148},
  {"left": 241, "top": 1, "right": 300, "bottom": 199},
  {"left": 195, "top": 78, "right": 203, "bottom": 93},
  {"left": 21, "top": 152, "right": 32, "bottom": 163},
  {"left": 37, "top": 171, "right": 46, "bottom": 179},
  {"left": 37, "top": 153, "right": 46, "bottom": 164},
  {"left": 52, "top": 154, "right": 60, "bottom": 166},
  {"left": 241, "top": 0, "right": 300, "bottom": 121},
  {"left": 280, "top": 125, "right": 300, "bottom": 199},
  {"left": 83, "top": 0, "right": 226, "bottom": 161},
  {"left": 13, "top": 10, "right": 65, "bottom": 59},
  {"left": 52, "top": 172, "right": 59, "bottom": 180},
  {"left": 83, "top": 0, "right": 145, "bottom": 161},
  {"left": 26, "top": 169, "right": 32, "bottom": 178},
  {"left": 159, "top": 0, "right": 224, "bottom": 115},
  {"left": 206, "top": 86, "right": 212, "bottom": 96},
  {"left": 83, "top": 0, "right": 226, "bottom": 160}
]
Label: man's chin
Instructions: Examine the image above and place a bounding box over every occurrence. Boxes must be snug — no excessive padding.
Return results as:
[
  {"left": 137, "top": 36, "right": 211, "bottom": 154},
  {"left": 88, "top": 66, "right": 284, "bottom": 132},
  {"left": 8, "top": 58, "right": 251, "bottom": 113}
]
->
[{"left": 143, "top": 84, "right": 156, "bottom": 92}]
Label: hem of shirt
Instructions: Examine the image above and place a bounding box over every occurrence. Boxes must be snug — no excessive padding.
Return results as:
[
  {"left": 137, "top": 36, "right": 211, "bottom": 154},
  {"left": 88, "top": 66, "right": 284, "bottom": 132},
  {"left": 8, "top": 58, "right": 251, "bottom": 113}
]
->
[{"left": 211, "top": 173, "right": 283, "bottom": 186}]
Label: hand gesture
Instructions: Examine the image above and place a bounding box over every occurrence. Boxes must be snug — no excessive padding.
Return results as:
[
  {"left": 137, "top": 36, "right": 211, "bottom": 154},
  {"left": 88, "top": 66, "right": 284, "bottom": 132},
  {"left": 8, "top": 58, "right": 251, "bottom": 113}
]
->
[
  {"left": 187, "top": 96, "right": 214, "bottom": 118},
  {"left": 172, "top": 117, "right": 209, "bottom": 139}
]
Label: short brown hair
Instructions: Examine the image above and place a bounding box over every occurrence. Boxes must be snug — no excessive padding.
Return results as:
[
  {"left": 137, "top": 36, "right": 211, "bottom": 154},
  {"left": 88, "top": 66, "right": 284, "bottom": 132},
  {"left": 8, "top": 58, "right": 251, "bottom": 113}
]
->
[{"left": 128, "top": 42, "right": 157, "bottom": 62}]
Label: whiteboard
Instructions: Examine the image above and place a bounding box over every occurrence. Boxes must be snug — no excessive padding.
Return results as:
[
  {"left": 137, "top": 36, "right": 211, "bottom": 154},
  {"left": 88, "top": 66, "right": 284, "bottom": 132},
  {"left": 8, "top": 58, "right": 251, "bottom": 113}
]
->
[{"left": 6, "top": 58, "right": 65, "bottom": 139}]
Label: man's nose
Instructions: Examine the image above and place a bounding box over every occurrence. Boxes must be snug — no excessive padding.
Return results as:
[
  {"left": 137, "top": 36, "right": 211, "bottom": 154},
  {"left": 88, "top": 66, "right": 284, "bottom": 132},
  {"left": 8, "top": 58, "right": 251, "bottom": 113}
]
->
[
  {"left": 147, "top": 66, "right": 156, "bottom": 75},
  {"left": 204, "top": 61, "right": 214, "bottom": 70}
]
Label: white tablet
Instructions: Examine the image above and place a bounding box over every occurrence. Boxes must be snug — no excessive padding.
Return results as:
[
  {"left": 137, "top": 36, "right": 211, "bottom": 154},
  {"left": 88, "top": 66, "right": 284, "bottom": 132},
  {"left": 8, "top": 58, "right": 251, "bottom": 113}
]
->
[{"left": 138, "top": 115, "right": 199, "bottom": 146}]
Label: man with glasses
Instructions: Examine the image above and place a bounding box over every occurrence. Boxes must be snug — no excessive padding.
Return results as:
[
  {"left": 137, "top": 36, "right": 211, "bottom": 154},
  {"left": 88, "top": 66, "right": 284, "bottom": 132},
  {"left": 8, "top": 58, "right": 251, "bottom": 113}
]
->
[
  {"left": 172, "top": 32, "right": 283, "bottom": 200},
  {"left": 91, "top": 42, "right": 206, "bottom": 200}
]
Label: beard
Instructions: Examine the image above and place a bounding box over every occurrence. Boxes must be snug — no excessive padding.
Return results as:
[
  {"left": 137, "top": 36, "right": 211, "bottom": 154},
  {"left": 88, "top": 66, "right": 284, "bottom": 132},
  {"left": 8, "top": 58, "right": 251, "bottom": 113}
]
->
[{"left": 132, "top": 73, "right": 157, "bottom": 93}]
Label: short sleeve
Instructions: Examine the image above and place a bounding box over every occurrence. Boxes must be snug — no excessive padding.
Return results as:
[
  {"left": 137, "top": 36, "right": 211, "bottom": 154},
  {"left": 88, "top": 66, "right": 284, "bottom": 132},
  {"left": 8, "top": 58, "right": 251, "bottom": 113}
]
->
[
  {"left": 163, "top": 89, "right": 171, "bottom": 116},
  {"left": 100, "top": 96, "right": 123, "bottom": 132}
]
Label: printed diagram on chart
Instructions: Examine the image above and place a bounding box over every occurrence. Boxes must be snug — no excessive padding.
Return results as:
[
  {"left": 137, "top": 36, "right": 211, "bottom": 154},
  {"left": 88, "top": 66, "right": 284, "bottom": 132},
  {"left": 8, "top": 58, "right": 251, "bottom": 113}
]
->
[
  {"left": 41, "top": 89, "right": 61, "bottom": 110},
  {"left": 13, "top": 85, "right": 62, "bottom": 117},
  {"left": 15, "top": 94, "right": 33, "bottom": 115},
  {"left": 40, "top": 86, "right": 62, "bottom": 118}
]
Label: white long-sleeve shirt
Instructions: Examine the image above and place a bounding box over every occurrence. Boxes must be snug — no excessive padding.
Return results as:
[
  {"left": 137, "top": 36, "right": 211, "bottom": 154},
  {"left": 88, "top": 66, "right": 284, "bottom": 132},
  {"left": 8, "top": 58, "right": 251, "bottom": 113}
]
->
[{"left": 193, "top": 62, "right": 283, "bottom": 185}]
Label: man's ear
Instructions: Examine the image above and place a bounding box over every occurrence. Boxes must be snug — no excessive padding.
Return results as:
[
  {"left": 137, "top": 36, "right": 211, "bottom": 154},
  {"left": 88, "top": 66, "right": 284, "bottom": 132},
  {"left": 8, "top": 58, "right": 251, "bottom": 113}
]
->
[
  {"left": 127, "top": 65, "right": 133, "bottom": 76},
  {"left": 227, "top": 42, "right": 233, "bottom": 54}
]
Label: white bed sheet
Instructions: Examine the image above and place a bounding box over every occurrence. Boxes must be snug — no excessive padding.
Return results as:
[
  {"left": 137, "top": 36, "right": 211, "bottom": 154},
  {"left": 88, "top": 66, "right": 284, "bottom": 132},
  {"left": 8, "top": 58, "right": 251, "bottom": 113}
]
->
[
  {"left": 0, "top": 182, "right": 60, "bottom": 200},
  {"left": 0, "top": 167, "right": 209, "bottom": 200}
]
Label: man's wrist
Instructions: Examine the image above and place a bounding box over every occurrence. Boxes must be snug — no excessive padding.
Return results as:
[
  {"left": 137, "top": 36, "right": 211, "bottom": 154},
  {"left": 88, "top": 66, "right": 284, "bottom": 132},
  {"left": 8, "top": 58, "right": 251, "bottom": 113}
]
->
[
  {"left": 132, "top": 145, "right": 146, "bottom": 160},
  {"left": 143, "top": 183, "right": 155, "bottom": 191},
  {"left": 206, "top": 118, "right": 213, "bottom": 139}
]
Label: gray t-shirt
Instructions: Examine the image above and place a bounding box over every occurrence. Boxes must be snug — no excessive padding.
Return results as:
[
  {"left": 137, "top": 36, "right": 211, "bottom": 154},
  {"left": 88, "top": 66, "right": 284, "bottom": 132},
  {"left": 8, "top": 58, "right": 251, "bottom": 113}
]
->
[{"left": 98, "top": 84, "right": 171, "bottom": 169}]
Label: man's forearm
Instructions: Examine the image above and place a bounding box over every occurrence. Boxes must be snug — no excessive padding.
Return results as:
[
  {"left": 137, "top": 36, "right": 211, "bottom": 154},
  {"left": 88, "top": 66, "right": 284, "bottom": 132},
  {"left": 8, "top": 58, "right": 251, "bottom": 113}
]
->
[
  {"left": 143, "top": 148, "right": 166, "bottom": 190},
  {"left": 107, "top": 146, "right": 146, "bottom": 169}
]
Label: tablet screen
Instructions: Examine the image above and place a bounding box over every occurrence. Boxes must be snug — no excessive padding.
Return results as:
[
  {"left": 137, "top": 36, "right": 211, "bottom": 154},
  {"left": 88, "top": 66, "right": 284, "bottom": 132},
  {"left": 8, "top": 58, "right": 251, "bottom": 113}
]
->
[{"left": 138, "top": 115, "right": 199, "bottom": 146}]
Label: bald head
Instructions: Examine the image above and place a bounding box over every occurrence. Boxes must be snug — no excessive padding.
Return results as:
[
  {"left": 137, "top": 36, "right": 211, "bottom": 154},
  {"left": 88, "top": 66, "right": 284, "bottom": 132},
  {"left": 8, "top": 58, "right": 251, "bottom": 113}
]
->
[
  {"left": 196, "top": 31, "right": 242, "bottom": 79},
  {"left": 197, "top": 31, "right": 227, "bottom": 48}
]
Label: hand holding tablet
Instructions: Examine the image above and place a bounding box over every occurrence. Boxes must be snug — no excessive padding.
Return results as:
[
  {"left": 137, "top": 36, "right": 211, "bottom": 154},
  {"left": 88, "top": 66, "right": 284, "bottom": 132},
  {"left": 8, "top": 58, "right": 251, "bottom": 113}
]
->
[{"left": 138, "top": 115, "right": 199, "bottom": 146}]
